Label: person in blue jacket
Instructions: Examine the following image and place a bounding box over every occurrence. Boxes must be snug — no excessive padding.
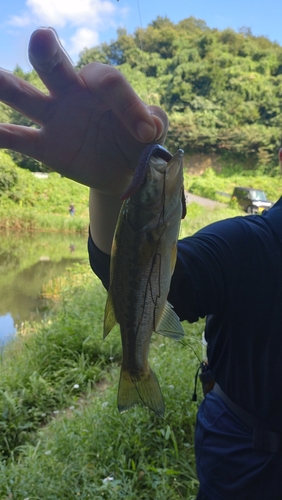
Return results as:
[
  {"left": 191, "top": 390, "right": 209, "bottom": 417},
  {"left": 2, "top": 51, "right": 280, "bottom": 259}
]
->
[{"left": 0, "top": 28, "right": 282, "bottom": 500}]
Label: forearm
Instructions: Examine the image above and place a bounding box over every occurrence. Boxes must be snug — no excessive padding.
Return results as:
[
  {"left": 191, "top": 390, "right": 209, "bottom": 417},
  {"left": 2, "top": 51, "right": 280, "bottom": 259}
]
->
[{"left": 89, "top": 188, "right": 123, "bottom": 255}]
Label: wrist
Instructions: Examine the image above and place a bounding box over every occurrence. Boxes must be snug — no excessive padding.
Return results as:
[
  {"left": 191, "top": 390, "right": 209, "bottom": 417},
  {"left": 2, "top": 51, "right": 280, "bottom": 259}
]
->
[{"left": 89, "top": 189, "right": 123, "bottom": 255}]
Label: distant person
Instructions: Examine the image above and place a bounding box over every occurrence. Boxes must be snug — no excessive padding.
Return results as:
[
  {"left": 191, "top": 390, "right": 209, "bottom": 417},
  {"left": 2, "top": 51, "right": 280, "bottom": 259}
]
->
[
  {"left": 68, "top": 203, "right": 75, "bottom": 216},
  {"left": 69, "top": 243, "right": 75, "bottom": 253},
  {"left": 0, "top": 28, "right": 282, "bottom": 500}
]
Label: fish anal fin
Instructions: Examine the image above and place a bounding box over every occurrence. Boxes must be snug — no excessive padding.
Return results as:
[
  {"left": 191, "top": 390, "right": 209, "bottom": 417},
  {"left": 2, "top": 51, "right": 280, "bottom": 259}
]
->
[
  {"left": 103, "top": 290, "right": 117, "bottom": 339},
  {"left": 155, "top": 301, "right": 184, "bottom": 340},
  {"left": 118, "top": 367, "right": 165, "bottom": 418}
]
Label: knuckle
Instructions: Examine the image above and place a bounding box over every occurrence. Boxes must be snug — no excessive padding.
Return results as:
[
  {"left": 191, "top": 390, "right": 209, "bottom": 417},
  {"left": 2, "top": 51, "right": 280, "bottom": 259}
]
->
[{"left": 99, "top": 67, "right": 124, "bottom": 92}]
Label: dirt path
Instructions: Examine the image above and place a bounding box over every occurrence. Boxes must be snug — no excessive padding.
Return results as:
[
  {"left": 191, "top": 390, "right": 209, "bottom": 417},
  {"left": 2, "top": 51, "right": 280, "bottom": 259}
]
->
[{"left": 186, "top": 192, "right": 228, "bottom": 209}]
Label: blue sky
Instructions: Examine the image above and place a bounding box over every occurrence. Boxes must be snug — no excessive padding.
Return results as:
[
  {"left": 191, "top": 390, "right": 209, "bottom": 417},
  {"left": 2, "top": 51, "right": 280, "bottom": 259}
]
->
[{"left": 1, "top": 0, "right": 282, "bottom": 72}]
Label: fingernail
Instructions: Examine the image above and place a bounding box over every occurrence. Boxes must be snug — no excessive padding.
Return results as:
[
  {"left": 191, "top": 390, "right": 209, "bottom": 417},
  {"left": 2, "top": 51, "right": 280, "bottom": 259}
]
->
[
  {"left": 136, "top": 121, "right": 156, "bottom": 142},
  {"left": 154, "top": 119, "right": 165, "bottom": 141}
]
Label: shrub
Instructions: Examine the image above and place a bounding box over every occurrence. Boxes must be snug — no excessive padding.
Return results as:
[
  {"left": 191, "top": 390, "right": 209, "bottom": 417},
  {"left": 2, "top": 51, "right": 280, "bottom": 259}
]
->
[{"left": 0, "top": 151, "right": 18, "bottom": 195}]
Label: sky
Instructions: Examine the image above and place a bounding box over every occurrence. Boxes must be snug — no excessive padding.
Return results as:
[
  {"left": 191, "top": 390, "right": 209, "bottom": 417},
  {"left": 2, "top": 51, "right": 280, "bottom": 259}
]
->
[{"left": 1, "top": 0, "right": 282, "bottom": 72}]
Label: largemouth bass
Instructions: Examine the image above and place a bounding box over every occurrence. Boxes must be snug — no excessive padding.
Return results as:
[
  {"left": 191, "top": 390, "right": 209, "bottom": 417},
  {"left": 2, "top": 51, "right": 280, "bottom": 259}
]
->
[{"left": 104, "top": 144, "right": 186, "bottom": 417}]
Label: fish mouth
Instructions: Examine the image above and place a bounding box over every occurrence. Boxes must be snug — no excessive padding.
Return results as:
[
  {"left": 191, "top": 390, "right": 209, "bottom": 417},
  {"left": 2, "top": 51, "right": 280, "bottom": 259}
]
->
[
  {"left": 121, "top": 144, "right": 171, "bottom": 200},
  {"left": 152, "top": 149, "right": 184, "bottom": 195},
  {"left": 153, "top": 148, "right": 184, "bottom": 176},
  {"left": 121, "top": 145, "right": 182, "bottom": 200}
]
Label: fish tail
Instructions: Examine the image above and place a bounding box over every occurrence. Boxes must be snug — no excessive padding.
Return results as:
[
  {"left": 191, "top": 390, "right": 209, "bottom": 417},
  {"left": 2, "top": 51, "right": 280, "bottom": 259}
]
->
[{"left": 118, "top": 367, "right": 165, "bottom": 417}]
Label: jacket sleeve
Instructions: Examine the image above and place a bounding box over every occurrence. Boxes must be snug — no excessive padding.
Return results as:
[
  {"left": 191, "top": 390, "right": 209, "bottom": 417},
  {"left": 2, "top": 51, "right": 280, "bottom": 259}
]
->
[{"left": 88, "top": 217, "right": 248, "bottom": 324}]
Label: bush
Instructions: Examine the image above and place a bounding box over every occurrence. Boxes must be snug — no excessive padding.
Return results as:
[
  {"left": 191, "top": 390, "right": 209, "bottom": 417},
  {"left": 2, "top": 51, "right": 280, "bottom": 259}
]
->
[{"left": 0, "top": 151, "right": 18, "bottom": 195}]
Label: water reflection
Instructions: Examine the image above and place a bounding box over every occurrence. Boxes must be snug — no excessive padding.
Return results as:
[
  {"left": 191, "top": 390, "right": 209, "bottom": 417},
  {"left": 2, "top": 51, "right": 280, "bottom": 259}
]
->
[
  {"left": 0, "top": 313, "right": 16, "bottom": 346},
  {"left": 0, "top": 231, "right": 88, "bottom": 344}
]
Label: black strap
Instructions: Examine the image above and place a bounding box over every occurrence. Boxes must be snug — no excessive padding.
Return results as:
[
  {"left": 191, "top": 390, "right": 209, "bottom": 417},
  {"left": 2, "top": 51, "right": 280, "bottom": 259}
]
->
[{"left": 213, "top": 383, "right": 282, "bottom": 453}]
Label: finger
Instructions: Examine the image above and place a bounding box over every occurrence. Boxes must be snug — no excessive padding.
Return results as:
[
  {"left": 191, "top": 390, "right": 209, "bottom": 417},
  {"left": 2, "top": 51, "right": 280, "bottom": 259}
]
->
[
  {"left": 0, "top": 124, "right": 44, "bottom": 162},
  {"left": 79, "top": 63, "right": 161, "bottom": 143},
  {"left": 28, "top": 28, "right": 81, "bottom": 95},
  {"left": 0, "top": 69, "right": 50, "bottom": 124}
]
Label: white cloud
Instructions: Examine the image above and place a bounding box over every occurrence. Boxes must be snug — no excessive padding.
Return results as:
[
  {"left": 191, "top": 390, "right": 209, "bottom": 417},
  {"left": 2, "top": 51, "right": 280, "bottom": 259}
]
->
[
  {"left": 69, "top": 27, "right": 100, "bottom": 56},
  {"left": 26, "top": 0, "right": 117, "bottom": 28},
  {"left": 4, "top": 0, "right": 128, "bottom": 69},
  {"left": 7, "top": 14, "right": 31, "bottom": 28}
]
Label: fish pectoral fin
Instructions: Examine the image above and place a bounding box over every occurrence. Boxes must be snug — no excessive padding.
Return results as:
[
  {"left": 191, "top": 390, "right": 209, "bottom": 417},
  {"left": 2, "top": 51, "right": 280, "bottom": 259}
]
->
[
  {"left": 155, "top": 301, "right": 185, "bottom": 340},
  {"left": 103, "top": 291, "right": 117, "bottom": 339},
  {"left": 118, "top": 367, "right": 165, "bottom": 418}
]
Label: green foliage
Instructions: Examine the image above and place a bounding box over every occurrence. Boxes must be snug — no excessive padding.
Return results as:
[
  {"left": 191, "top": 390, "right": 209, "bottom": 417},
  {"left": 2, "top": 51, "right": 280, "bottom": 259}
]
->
[
  {"left": 0, "top": 265, "right": 119, "bottom": 455},
  {"left": 0, "top": 102, "right": 11, "bottom": 123},
  {"left": 188, "top": 165, "right": 282, "bottom": 204},
  {"left": 0, "top": 261, "right": 202, "bottom": 498},
  {"left": 0, "top": 165, "right": 89, "bottom": 232},
  {"left": 2, "top": 17, "right": 282, "bottom": 173},
  {"left": 1, "top": 204, "right": 243, "bottom": 498},
  {"left": 75, "top": 16, "right": 282, "bottom": 171},
  {"left": 0, "top": 151, "right": 18, "bottom": 195},
  {"left": 189, "top": 167, "right": 218, "bottom": 199},
  {"left": 4, "top": 168, "right": 89, "bottom": 211}
]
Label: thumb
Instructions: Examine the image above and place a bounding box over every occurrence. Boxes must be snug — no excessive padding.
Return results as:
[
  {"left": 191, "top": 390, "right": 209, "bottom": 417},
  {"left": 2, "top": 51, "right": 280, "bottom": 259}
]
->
[{"left": 148, "top": 105, "right": 169, "bottom": 145}]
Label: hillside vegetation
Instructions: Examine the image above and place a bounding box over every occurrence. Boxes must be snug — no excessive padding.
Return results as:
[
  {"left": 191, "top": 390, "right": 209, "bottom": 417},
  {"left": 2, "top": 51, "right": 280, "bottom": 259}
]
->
[
  {"left": 1, "top": 17, "right": 282, "bottom": 175},
  {"left": 0, "top": 150, "right": 89, "bottom": 232}
]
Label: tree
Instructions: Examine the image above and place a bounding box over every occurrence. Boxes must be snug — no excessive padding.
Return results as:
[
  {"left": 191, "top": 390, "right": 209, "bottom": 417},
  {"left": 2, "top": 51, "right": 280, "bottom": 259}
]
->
[
  {"left": 0, "top": 151, "right": 18, "bottom": 195},
  {"left": 5, "top": 18, "right": 282, "bottom": 172}
]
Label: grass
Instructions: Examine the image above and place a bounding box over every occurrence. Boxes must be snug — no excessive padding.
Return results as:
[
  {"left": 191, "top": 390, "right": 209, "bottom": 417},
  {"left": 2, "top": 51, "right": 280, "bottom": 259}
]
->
[
  {"left": 0, "top": 168, "right": 257, "bottom": 498},
  {"left": 0, "top": 168, "right": 89, "bottom": 233},
  {"left": 186, "top": 166, "right": 282, "bottom": 203},
  {"left": 0, "top": 206, "right": 89, "bottom": 234},
  {"left": 0, "top": 261, "right": 203, "bottom": 499},
  {"left": 1, "top": 160, "right": 281, "bottom": 234},
  {"left": 180, "top": 202, "right": 242, "bottom": 239}
]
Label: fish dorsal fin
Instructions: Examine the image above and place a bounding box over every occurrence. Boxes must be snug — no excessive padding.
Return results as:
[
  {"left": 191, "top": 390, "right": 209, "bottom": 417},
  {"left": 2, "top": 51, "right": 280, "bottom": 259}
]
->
[
  {"left": 103, "top": 290, "right": 117, "bottom": 338},
  {"left": 155, "top": 301, "right": 185, "bottom": 340}
]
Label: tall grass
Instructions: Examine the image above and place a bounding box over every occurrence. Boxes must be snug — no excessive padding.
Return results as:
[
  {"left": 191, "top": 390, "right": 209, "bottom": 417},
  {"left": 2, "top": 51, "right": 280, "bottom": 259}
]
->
[
  {"left": 0, "top": 206, "right": 88, "bottom": 233},
  {"left": 0, "top": 189, "right": 245, "bottom": 498},
  {"left": 0, "top": 168, "right": 89, "bottom": 233},
  {"left": 0, "top": 261, "right": 203, "bottom": 499},
  {"left": 187, "top": 166, "right": 282, "bottom": 202}
]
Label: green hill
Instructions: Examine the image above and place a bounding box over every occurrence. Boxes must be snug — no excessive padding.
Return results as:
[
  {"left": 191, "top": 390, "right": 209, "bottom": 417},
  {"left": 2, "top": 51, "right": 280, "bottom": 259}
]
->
[
  {"left": 78, "top": 16, "right": 282, "bottom": 172},
  {"left": 1, "top": 16, "right": 282, "bottom": 173}
]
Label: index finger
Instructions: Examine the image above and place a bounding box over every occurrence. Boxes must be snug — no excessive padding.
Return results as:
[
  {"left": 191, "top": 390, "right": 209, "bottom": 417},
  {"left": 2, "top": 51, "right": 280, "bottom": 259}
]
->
[
  {"left": 28, "top": 28, "right": 81, "bottom": 95},
  {"left": 79, "top": 63, "right": 166, "bottom": 143}
]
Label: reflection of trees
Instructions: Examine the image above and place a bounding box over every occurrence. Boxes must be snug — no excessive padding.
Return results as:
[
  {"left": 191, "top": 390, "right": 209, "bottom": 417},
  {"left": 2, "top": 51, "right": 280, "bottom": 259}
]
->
[
  {"left": 0, "top": 251, "right": 20, "bottom": 273},
  {"left": 0, "top": 225, "right": 87, "bottom": 328},
  {"left": 0, "top": 232, "right": 87, "bottom": 289},
  {"left": 0, "top": 258, "right": 82, "bottom": 321}
]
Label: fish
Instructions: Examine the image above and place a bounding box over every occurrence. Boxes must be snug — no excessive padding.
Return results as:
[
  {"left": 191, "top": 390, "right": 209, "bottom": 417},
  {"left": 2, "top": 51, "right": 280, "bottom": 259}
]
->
[{"left": 103, "top": 144, "right": 186, "bottom": 417}]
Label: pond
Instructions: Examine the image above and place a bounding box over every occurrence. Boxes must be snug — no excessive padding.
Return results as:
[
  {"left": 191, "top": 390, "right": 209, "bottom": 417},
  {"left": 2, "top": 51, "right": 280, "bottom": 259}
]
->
[{"left": 0, "top": 231, "right": 88, "bottom": 345}]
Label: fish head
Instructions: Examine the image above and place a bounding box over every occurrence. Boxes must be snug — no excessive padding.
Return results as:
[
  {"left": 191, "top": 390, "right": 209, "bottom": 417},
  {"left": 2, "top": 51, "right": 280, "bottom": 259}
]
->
[
  {"left": 126, "top": 149, "right": 186, "bottom": 229},
  {"left": 155, "top": 149, "right": 186, "bottom": 220}
]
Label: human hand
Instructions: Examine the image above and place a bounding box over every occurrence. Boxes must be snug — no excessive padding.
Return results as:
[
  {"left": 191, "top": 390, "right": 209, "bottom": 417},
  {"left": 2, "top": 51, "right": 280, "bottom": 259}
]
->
[{"left": 0, "top": 28, "right": 168, "bottom": 195}]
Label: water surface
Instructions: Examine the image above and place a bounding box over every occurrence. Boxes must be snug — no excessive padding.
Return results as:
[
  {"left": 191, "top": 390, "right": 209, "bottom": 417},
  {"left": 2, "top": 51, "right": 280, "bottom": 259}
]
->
[{"left": 0, "top": 231, "right": 88, "bottom": 345}]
